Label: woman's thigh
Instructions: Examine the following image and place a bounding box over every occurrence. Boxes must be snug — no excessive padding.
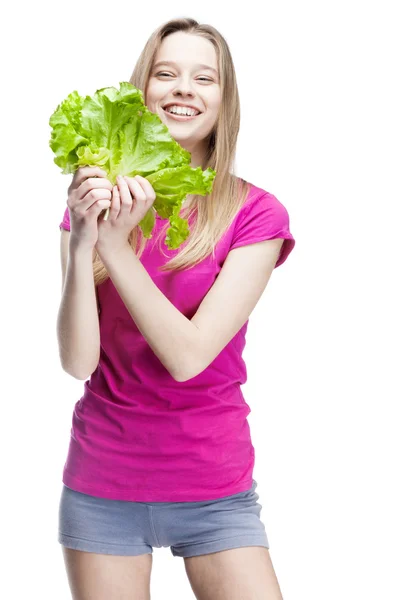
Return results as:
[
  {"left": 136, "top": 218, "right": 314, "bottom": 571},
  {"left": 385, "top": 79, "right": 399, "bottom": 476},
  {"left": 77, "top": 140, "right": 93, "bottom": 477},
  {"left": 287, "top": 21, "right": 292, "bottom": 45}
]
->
[
  {"left": 62, "top": 547, "right": 153, "bottom": 600},
  {"left": 58, "top": 484, "right": 154, "bottom": 599}
]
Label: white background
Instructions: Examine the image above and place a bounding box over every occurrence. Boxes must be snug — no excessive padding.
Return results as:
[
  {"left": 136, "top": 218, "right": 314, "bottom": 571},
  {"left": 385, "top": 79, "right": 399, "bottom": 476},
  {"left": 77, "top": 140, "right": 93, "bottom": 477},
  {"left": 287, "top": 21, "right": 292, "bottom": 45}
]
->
[{"left": 2, "top": 0, "right": 399, "bottom": 598}]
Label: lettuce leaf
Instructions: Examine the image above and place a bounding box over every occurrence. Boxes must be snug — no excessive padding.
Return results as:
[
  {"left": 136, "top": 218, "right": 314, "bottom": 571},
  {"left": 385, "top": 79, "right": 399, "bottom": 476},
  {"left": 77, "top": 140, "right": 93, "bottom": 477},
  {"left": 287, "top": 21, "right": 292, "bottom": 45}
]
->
[{"left": 49, "top": 81, "right": 216, "bottom": 249}]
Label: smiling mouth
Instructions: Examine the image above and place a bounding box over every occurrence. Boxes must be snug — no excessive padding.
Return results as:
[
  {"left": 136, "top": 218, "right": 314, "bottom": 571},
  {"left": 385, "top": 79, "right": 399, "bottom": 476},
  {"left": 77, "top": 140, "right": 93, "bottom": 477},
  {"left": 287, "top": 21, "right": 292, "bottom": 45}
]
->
[{"left": 162, "top": 107, "right": 202, "bottom": 121}]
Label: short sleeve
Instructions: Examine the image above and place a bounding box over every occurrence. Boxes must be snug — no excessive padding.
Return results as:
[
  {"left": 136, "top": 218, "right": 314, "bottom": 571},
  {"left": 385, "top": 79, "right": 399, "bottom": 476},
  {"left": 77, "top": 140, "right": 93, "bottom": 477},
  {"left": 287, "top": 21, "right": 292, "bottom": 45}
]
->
[
  {"left": 230, "top": 192, "right": 295, "bottom": 268},
  {"left": 59, "top": 205, "right": 71, "bottom": 231}
]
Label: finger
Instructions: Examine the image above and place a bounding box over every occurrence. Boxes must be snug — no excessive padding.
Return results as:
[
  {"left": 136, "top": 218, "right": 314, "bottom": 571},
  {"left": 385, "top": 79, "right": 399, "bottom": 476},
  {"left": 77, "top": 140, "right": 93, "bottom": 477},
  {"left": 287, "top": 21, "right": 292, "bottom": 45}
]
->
[
  {"left": 71, "top": 187, "right": 112, "bottom": 214},
  {"left": 110, "top": 185, "right": 121, "bottom": 218},
  {"left": 72, "top": 166, "right": 108, "bottom": 190},
  {"left": 123, "top": 176, "right": 147, "bottom": 203},
  {"left": 79, "top": 178, "right": 113, "bottom": 199},
  {"left": 134, "top": 175, "right": 157, "bottom": 202},
  {"left": 116, "top": 175, "right": 135, "bottom": 213}
]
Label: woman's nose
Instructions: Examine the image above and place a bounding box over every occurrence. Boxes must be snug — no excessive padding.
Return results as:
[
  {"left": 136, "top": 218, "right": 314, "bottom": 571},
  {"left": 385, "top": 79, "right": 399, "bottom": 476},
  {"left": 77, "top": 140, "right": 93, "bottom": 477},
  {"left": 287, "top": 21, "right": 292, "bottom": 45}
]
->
[
  {"left": 173, "top": 90, "right": 195, "bottom": 99},
  {"left": 172, "top": 78, "right": 195, "bottom": 98}
]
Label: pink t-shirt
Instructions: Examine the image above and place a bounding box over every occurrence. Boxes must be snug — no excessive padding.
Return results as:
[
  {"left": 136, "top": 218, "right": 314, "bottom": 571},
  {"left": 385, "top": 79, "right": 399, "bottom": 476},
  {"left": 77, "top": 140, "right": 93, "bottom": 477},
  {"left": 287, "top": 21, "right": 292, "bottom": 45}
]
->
[{"left": 59, "top": 182, "right": 295, "bottom": 501}]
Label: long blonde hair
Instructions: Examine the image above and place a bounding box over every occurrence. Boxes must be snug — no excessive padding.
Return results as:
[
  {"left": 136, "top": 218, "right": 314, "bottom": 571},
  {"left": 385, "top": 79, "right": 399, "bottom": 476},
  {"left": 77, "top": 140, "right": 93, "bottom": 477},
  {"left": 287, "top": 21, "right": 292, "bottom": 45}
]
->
[{"left": 93, "top": 17, "right": 251, "bottom": 286}]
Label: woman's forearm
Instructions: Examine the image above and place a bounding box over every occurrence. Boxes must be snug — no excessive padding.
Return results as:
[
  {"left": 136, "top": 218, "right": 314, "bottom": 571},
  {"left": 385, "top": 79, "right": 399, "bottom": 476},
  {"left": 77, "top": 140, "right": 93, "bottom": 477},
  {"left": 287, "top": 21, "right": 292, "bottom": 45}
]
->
[
  {"left": 97, "top": 242, "right": 200, "bottom": 382},
  {"left": 57, "top": 245, "right": 100, "bottom": 380}
]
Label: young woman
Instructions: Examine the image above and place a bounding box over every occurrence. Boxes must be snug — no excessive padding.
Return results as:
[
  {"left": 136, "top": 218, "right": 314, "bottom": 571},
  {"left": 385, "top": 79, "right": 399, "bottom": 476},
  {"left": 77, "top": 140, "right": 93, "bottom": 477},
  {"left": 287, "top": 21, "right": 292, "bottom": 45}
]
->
[{"left": 57, "top": 17, "right": 295, "bottom": 600}]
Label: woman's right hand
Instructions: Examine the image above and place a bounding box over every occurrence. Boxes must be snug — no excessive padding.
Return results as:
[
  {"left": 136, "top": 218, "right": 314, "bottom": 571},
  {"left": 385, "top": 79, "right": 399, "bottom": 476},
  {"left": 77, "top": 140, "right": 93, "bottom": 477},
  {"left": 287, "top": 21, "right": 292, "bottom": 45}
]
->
[{"left": 67, "top": 166, "right": 113, "bottom": 251}]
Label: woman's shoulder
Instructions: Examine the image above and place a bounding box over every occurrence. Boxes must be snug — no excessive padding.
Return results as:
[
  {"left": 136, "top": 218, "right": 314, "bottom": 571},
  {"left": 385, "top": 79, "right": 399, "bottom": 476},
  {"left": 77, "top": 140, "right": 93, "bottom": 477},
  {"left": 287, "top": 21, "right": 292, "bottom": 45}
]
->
[
  {"left": 230, "top": 178, "right": 295, "bottom": 266},
  {"left": 239, "top": 178, "right": 287, "bottom": 213}
]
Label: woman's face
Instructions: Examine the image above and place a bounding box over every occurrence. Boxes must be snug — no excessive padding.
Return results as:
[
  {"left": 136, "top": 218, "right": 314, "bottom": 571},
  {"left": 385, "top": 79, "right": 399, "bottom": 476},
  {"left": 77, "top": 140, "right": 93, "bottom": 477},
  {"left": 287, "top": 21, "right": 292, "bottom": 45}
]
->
[{"left": 146, "top": 31, "right": 221, "bottom": 156}]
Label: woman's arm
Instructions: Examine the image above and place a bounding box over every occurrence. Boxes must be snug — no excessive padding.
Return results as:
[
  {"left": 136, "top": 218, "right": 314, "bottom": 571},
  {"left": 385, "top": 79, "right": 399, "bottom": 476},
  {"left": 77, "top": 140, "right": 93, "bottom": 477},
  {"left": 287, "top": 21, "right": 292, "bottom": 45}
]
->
[
  {"left": 57, "top": 234, "right": 100, "bottom": 380},
  {"left": 98, "top": 243, "right": 197, "bottom": 382},
  {"left": 97, "top": 237, "right": 283, "bottom": 382}
]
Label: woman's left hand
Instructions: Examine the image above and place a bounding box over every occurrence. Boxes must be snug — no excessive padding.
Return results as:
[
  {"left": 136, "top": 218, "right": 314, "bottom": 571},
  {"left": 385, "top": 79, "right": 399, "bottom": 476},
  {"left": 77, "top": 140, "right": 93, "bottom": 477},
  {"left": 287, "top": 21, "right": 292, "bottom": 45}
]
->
[{"left": 96, "top": 175, "right": 156, "bottom": 255}]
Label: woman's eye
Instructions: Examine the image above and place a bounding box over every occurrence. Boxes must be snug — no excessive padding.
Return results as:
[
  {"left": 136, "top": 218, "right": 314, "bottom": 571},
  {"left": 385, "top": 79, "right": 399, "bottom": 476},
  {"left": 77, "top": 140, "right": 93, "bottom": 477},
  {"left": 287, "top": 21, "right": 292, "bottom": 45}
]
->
[{"left": 156, "top": 72, "right": 212, "bottom": 82}]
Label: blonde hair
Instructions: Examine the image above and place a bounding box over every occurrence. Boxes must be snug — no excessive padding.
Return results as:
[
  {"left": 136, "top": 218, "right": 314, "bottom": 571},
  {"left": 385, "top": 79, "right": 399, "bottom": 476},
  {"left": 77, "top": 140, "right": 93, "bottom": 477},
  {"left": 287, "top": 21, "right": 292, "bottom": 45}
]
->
[{"left": 93, "top": 17, "right": 251, "bottom": 286}]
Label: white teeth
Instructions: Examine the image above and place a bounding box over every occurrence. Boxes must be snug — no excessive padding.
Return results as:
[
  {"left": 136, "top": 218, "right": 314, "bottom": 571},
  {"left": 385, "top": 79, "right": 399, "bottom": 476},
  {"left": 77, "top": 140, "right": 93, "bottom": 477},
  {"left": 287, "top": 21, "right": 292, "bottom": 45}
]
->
[{"left": 165, "top": 105, "right": 199, "bottom": 116}]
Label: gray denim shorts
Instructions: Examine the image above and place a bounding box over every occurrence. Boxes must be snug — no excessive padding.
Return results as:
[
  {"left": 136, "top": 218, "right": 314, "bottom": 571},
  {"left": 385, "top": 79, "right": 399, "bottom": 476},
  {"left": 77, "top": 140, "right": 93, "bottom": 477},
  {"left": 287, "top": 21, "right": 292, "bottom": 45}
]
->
[{"left": 58, "top": 478, "right": 269, "bottom": 558}]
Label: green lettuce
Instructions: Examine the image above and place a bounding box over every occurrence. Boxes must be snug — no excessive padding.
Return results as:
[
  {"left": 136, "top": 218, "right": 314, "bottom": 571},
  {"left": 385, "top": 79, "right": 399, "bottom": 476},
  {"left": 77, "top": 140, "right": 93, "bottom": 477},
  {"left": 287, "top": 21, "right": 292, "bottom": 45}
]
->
[{"left": 49, "top": 81, "right": 216, "bottom": 249}]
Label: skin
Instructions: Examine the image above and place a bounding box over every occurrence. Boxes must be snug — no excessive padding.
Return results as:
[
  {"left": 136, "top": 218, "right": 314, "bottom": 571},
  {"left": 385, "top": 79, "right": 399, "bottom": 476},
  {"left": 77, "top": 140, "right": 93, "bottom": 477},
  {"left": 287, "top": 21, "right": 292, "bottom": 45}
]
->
[
  {"left": 146, "top": 30, "right": 221, "bottom": 165},
  {"left": 146, "top": 31, "right": 221, "bottom": 210}
]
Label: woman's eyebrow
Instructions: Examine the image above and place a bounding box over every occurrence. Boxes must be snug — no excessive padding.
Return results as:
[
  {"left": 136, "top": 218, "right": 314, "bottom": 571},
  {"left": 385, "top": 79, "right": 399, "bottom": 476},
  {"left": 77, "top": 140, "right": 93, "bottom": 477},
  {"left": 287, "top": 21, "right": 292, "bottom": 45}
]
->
[{"left": 153, "top": 60, "right": 218, "bottom": 76}]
